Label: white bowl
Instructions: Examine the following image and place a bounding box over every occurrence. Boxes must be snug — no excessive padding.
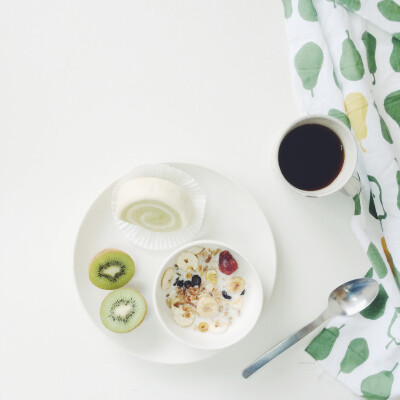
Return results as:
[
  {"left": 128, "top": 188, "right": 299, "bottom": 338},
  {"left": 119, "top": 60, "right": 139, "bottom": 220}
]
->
[{"left": 153, "top": 240, "right": 264, "bottom": 350}]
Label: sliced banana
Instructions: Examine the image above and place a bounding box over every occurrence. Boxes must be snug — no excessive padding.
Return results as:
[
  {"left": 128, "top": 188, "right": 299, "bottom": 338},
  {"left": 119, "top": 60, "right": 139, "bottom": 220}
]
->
[
  {"left": 187, "top": 246, "right": 204, "bottom": 255},
  {"left": 226, "top": 276, "right": 245, "bottom": 294},
  {"left": 197, "top": 294, "right": 218, "bottom": 318},
  {"left": 198, "top": 322, "right": 209, "bottom": 332},
  {"left": 161, "top": 267, "right": 175, "bottom": 290},
  {"left": 205, "top": 269, "right": 218, "bottom": 285},
  {"left": 206, "top": 283, "right": 214, "bottom": 293},
  {"left": 232, "top": 297, "right": 243, "bottom": 309},
  {"left": 165, "top": 297, "right": 173, "bottom": 308},
  {"left": 209, "top": 259, "right": 218, "bottom": 269},
  {"left": 176, "top": 251, "right": 199, "bottom": 271},
  {"left": 209, "top": 320, "right": 228, "bottom": 334},
  {"left": 172, "top": 306, "right": 195, "bottom": 327},
  {"left": 170, "top": 296, "right": 182, "bottom": 308}
]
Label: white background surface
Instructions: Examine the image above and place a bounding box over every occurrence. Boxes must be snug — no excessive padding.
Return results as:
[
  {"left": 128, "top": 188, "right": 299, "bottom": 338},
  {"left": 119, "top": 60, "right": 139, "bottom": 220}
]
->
[{"left": 1, "top": 1, "right": 369, "bottom": 399}]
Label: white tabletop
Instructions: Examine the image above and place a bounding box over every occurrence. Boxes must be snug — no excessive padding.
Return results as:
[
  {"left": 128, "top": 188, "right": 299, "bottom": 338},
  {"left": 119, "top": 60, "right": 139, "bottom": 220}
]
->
[{"left": 1, "top": 1, "right": 368, "bottom": 399}]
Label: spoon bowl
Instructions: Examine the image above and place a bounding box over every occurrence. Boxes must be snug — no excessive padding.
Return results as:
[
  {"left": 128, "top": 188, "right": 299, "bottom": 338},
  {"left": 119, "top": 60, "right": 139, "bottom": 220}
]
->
[
  {"left": 329, "top": 278, "right": 379, "bottom": 316},
  {"left": 242, "top": 277, "right": 379, "bottom": 378}
]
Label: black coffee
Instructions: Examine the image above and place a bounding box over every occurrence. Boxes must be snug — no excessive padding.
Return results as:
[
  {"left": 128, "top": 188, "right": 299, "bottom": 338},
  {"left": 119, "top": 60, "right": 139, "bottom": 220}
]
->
[{"left": 278, "top": 124, "right": 344, "bottom": 191}]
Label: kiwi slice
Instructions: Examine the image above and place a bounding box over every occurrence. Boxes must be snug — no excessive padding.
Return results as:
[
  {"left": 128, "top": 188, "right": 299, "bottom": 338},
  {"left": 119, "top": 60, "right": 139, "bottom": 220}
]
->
[
  {"left": 100, "top": 288, "right": 147, "bottom": 333},
  {"left": 89, "top": 249, "right": 135, "bottom": 290}
]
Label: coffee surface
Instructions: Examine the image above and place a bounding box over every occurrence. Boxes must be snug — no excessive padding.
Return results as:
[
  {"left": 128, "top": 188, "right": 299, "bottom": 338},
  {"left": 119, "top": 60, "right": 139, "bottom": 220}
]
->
[{"left": 278, "top": 124, "right": 344, "bottom": 191}]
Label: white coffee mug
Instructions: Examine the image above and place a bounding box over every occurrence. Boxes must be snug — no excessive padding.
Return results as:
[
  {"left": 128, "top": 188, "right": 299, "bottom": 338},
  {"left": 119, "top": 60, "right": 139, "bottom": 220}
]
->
[{"left": 273, "top": 115, "right": 360, "bottom": 198}]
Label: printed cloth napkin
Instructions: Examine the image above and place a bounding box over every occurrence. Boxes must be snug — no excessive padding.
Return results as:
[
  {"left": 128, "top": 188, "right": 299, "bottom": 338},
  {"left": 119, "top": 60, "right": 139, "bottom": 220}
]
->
[{"left": 282, "top": 0, "right": 400, "bottom": 398}]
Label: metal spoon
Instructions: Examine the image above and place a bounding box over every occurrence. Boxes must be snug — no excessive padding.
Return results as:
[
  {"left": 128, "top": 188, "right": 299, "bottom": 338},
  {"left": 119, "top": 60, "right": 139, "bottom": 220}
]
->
[{"left": 242, "top": 278, "right": 379, "bottom": 379}]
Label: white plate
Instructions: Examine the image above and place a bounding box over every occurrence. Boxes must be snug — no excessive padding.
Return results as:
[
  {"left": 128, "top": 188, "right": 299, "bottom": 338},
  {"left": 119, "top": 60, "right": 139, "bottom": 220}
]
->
[{"left": 74, "top": 163, "right": 276, "bottom": 364}]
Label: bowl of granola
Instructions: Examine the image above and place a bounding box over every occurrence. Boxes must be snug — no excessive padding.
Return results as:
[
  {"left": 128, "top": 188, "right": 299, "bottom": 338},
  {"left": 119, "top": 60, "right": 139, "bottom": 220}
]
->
[{"left": 153, "top": 240, "right": 263, "bottom": 350}]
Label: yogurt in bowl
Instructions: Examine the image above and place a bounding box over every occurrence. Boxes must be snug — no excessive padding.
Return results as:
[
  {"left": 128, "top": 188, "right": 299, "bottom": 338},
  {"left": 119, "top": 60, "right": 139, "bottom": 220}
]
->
[{"left": 153, "top": 240, "right": 264, "bottom": 350}]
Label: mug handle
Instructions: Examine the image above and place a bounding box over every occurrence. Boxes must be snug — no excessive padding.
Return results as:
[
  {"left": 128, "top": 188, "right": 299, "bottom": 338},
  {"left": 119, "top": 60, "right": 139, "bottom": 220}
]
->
[{"left": 341, "top": 172, "right": 361, "bottom": 198}]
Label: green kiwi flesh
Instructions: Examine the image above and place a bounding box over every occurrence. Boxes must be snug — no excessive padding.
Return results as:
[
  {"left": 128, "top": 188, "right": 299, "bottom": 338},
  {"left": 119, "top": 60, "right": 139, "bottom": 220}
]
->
[
  {"left": 89, "top": 249, "right": 135, "bottom": 290},
  {"left": 100, "top": 288, "right": 147, "bottom": 333}
]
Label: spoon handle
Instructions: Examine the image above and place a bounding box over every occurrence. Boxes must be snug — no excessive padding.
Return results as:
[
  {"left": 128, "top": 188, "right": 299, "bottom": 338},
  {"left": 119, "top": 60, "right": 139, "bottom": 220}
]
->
[{"left": 242, "top": 313, "right": 329, "bottom": 379}]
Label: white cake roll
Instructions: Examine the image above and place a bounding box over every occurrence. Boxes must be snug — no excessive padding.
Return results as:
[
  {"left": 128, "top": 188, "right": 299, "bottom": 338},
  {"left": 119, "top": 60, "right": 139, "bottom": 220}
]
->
[{"left": 115, "top": 177, "right": 194, "bottom": 232}]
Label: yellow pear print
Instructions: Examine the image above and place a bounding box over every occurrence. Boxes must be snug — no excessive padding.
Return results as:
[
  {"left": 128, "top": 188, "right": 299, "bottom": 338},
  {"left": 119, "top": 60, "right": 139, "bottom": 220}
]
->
[{"left": 344, "top": 92, "right": 368, "bottom": 152}]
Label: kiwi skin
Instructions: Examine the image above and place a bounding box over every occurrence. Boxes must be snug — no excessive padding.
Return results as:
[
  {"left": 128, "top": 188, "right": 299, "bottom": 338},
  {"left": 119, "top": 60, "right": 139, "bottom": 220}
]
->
[
  {"left": 89, "top": 248, "right": 135, "bottom": 290},
  {"left": 100, "top": 288, "right": 147, "bottom": 333}
]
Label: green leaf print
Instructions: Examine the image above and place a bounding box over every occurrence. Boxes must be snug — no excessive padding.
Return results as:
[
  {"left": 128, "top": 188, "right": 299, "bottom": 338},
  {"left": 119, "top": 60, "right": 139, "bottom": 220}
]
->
[
  {"left": 365, "top": 267, "right": 373, "bottom": 278},
  {"left": 333, "top": 70, "right": 341, "bottom": 88},
  {"left": 338, "top": 338, "right": 369, "bottom": 375},
  {"left": 390, "top": 36, "right": 400, "bottom": 72},
  {"left": 394, "top": 33, "right": 400, "bottom": 41},
  {"left": 305, "top": 324, "right": 344, "bottom": 360},
  {"left": 380, "top": 115, "right": 393, "bottom": 144},
  {"left": 360, "top": 283, "right": 389, "bottom": 320},
  {"left": 337, "top": 0, "right": 361, "bottom": 11},
  {"left": 361, "top": 363, "right": 398, "bottom": 400},
  {"left": 386, "top": 310, "right": 400, "bottom": 349},
  {"left": 361, "top": 31, "right": 377, "bottom": 85},
  {"left": 384, "top": 90, "right": 400, "bottom": 127},
  {"left": 282, "top": 0, "right": 293, "bottom": 18},
  {"left": 380, "top": 118, "right": 392, "bottom": 143},
  {"left": 374, "top": 103, "right": 393, "bottom": 144},
  {"left": 378, "top": 0, "right": 400, "bottom": 21},
  {"left": 367, "top": 243, "right": 388, "bottom": 279},
  {"left": 340, "top": 30, "right": 365, "bottom": 81},
  {"left": 294, "top": 42, "right": 324, "bottom": 97},
  {"left": 328, "top": 108, "right": 351, "bottom": 129},
  {"left": 368, "top": 175, "right": 387, "bottom": 221},
  {"left": 395, "top": 265, "right": 400, "bottom": 288},
  {"left": 397, "top": 171, "right": 400, "bottom": 209},
  {"left": 353, "top": 193, "right": 361, "bottom": 215},
  {"left": 298, "top": 0, "right": 318, "bottom": 21}
]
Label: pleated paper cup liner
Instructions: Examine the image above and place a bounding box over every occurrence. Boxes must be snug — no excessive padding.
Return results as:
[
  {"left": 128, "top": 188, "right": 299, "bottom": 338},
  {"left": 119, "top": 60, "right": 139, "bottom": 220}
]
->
[{"left": 111, "top": 163, "right": 207, "bottom": 250}]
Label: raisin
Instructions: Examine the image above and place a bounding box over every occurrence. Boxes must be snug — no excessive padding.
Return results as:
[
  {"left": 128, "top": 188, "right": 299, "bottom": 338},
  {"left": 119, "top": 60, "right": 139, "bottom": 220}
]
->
[
  {"left": 173, "top": 277, "right": 179, "bottom": 286},
  {"left": 191, "top": 275, "right": 201, "bottom": 286},
  {"left": 176, "top": 279, "right": 184, "bottom": 287},
  {"left": 222, "top": 290, "right": 232, "bottom": 300},
  {"left": 184, "top": 280, "right": 194, "bottom": 289},
  {"left": 240, "top": 289, "right": 246, "bottom": 296}
]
